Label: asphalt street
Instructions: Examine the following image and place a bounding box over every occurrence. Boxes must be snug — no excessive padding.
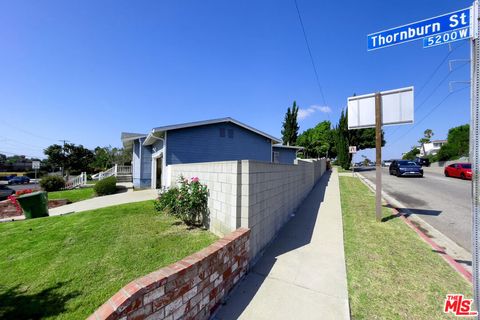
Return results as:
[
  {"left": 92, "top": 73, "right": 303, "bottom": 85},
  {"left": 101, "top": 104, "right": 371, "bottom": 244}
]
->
[
  {"left": 4, "top": 183, "right": 40, "bottom": 192},
  {"left": 359, "top": 167, "right": 472, "bottom": 253}
]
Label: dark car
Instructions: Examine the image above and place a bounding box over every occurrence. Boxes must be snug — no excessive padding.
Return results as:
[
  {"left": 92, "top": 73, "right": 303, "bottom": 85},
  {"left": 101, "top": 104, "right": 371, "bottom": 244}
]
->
[
  {"left": 8, "top": 176, "right": 30, "bottom": 185},
  {"left": 389, "top": 160, "right": 424, "bottom": 177},
  {"left": 415, "top": 157, "right": 430, "bottom": 167},
  {"left": 0, "top": 184, "right": 15, "bottom": 200}
]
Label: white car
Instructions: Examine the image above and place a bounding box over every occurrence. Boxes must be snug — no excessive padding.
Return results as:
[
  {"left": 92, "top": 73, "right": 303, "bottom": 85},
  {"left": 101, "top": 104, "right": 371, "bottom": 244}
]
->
[{"left": 383, "top": 160, "right": 393, "bottom": 167}]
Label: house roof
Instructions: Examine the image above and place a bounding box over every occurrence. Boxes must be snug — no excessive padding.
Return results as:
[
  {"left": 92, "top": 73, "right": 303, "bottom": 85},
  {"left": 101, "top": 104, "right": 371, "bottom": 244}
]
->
[
  {"left": 431, "top": 139, "right": 447, "bottom": 143},
  {"left": 272, "top": 144, "right": 304, "bottom": 150},
  {"left": 120, "top": 132, "right": 147, "bottom": 149},
  {"left": 143, "top": 117, "right": 282, "bottom": 146}
]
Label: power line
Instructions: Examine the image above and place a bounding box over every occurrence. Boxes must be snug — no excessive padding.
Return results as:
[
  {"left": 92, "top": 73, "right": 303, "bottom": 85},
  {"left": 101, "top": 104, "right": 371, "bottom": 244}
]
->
[
  {"left": 388, "top": 86, "right": 469, "bottom": 146},
  {"left": 294, "top": 0, "right": 328, "bottom": 109},
  {"left": 0, "top": 120, "right": 58, "bottom": 142},
  {"left": 416, "top": 41, "right": 467, "bottom": 98}
]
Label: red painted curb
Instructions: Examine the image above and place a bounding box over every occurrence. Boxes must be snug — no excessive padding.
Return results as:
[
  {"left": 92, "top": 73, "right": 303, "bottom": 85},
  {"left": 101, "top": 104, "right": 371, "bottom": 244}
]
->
[{"left": 391, "top": 207, "right": 473, "bottom": 283}]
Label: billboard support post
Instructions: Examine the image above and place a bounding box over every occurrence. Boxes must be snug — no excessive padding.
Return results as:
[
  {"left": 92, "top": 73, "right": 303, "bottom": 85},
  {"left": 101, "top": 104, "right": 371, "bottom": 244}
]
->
[{"left": 375, "top": 93, "right": 383, "bottom": 222}]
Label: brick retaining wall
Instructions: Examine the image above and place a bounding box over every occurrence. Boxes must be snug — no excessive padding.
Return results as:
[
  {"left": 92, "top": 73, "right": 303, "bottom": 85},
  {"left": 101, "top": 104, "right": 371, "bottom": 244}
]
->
[{"left": 89, "top": 228, "right": 250, "bottom": 320}]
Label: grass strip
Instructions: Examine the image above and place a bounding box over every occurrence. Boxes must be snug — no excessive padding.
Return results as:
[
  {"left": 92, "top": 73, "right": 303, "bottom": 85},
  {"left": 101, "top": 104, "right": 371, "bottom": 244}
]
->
[{"left": 339, "top": 176, "right": 472, "bottom": 319}]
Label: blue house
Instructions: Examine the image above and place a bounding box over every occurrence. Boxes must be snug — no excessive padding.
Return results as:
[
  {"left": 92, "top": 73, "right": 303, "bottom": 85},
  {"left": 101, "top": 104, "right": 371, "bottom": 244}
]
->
[{"left": 121, "top": 118, "right": 302, "bottom": 189}]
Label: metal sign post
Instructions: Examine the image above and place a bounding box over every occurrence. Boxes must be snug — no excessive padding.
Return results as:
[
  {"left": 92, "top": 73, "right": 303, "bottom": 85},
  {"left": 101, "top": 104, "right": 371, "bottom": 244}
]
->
[
  {"left": 471, "top": 0, "right": 480, "bottom": 315},
  {"left": 32, "top": 161, "right": 40, "bottom": 180},
  {"left": 349, "top": 146, "right": 357, "bottom": 177}
]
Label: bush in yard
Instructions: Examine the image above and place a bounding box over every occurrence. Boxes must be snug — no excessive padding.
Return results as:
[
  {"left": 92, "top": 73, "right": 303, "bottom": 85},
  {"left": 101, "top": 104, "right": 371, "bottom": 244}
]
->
[
  {"left": 154, "top": 176, "right": 208, "bottom": 227},
  {"left": 40, "top": 175, "right": 65, "bottom": 192},
  {"left": 154, "top": 187, "right": 179, "bottom": 215},
  {"left": 94, "top": 176, "right": 117, "bottom": 196}
]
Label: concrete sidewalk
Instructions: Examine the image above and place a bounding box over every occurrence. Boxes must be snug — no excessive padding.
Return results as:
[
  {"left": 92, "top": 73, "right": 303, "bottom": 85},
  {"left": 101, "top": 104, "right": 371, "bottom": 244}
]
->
[
  {"left": 48, "top": 189, "right": 158, "bottom": 216},
  {"left": 214, "top": 169, "right": 350, "bottom": 320}
]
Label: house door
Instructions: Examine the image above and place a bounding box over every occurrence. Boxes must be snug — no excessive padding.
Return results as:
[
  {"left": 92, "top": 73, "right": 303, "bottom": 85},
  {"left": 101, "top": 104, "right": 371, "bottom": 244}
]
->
[{"left": 156, "top": 156, "right": 162, "bottom": 188}]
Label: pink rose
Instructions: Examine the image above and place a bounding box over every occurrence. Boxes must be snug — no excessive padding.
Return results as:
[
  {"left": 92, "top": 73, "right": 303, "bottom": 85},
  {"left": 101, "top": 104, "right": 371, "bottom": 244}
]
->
[{"left": 191, "top": 177, "right": 199, "bottom": 183}]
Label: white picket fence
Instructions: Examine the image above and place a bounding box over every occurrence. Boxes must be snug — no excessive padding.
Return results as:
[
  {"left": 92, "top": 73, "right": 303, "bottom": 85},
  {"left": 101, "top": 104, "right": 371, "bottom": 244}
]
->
[{"left": 65, "top": 172, "right": 87, "bottom": 189}]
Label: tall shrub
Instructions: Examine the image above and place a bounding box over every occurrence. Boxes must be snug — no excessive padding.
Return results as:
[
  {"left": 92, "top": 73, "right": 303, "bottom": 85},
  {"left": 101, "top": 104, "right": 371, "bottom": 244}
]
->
[
  {"left": 40, "top": 175, "right": 65, "bottom": 192},
  {"left": 154, "top": 176, "right": 208, "bottom": 227}
]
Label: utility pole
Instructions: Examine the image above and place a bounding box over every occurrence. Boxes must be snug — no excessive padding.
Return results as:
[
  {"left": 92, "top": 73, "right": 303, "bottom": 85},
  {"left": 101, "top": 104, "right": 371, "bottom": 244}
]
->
[
  {"left": 471, "top": 0, "right": 480, "bottom": 315},
  {"left": 375, "top": 93, "right": 383, "bottom": 222},
  {"left": 59, "top": 139, "right": 69, "bottom": 177}
]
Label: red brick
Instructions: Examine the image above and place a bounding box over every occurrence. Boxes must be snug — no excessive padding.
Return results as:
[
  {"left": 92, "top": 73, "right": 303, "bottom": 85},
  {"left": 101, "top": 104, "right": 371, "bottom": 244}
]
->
[
  {"left": 121, "top": 297, "right": 143, "bottom": 316},
  {"left": 110, "top": 291, "right": 130, "bottom": 312},
  {"left": 127, "top": 303, "right": 152, "bottom": 320},
  {"left": 152, "top": 291, "right": 175, "bottom": 311},
  {"left": 136, "top": 276, "right": 159, "bottom": 292},
  {"left": 123, "top": 281, "right": 144, "bottom": 297},
  {"left": 95, "top": 301, "right": 117, "bottom": 320}
]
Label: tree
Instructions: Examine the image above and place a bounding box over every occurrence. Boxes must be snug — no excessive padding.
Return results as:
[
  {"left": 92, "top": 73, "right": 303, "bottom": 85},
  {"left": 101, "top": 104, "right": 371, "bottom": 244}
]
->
[
  {"left": 418, "top": 129, "right": 434, "bottom": 155},
  {"left": 90, "top": 146, "right": 132, "bottom": 171},
  {"left": 297, "top": 121, "right": 335, "bottom": 158},
  {"left": 281, "top": 101, "right": 300, "bottom": 146},
  {"left": 402, "top": 147, "right": 420, "bottom": 160},
  {"left": 335, "top": 110, "right": 350, "bottom": 169},
  {"left": 437, "top": 124, "right": 469, "bottom": 161},
  {"left": 334, "top": 109, "right": 385, "bottom": 170},
  {"left": 44, "top": 143, "right": 94, "bottom": 175}
]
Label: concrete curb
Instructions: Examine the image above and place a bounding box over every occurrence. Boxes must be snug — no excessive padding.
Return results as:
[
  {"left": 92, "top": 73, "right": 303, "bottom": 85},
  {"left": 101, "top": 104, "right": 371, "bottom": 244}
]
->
[{"left": 353, "top": 172, "right": 472, "bottom": 284}]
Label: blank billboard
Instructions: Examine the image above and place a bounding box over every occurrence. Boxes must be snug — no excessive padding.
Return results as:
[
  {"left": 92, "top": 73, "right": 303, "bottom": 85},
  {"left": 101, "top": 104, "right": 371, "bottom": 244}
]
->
[{"left": 348, "top": 86, "right": 414, "bottom": 130}]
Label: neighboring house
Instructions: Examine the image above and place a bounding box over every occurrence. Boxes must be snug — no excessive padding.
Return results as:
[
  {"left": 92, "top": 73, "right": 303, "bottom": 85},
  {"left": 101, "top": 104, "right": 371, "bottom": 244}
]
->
[
  {"left": 121, "top": 117, "right": 303, "bottom": 189},
  {"left": 419, "top": 140, "right": 447, "bottom": 157}
]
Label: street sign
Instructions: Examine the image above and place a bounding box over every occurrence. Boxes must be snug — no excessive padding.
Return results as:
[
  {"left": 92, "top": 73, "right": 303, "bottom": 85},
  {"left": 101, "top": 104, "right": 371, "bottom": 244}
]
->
[
  {"left": 367, "top": 7, "right": 471, "bottom": 50},
  {"left": 423, "top": 27, "right": 470, "bottom": 48},
  {"left": 347, "top": 86, "right": 414, "bottom": 130},
  {"left": 349, "top": 146, "right": 357, "bottom": 154},
  {"left": 32, "top": 161, "right": 40, "bottom": 170}
]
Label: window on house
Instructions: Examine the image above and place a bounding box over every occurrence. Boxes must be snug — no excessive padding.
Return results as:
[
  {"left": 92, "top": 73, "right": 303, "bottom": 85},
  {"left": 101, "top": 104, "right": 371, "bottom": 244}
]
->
[
  {"left": 219, "top": 128, "right": 226, "bottom": 137},
  {"left": 273, "top": 151, "right": 280, "bottom": 163},
  {"left": 228, "top": 129, "right": 234, "bottom": 138}
]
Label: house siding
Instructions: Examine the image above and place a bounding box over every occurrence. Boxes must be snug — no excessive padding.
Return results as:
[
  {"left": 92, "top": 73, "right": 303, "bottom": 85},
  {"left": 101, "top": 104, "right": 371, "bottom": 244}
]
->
[
  {"left": 272, "top": 147, "right": 297, "bottom": 164},
  {"left": 166, "top": 122, "right": 272, "bottom": 165},
  {"left": 132, "top": 138, "right": 153, "bottom": 188}
]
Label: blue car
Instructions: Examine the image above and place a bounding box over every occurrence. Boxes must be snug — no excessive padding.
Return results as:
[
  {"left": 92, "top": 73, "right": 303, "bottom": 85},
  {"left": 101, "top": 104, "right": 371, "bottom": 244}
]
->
[
  {"left": 8, "top": 176, "right": 30, "bottom": 185},
  {"left": 389, "top": 160, "right": 424, "bottom": 177}
]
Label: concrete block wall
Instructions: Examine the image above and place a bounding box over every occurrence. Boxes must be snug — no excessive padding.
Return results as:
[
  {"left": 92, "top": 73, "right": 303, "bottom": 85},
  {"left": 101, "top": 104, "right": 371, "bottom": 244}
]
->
[
  {"left": 169, "top": 161, "right": 242, "bottom": 236},
  {"left": 240, "top": 159, "right": 325, "bottom": 257},
  {"left": 169, "top": 158, "right": 326, "bottom": 259}
]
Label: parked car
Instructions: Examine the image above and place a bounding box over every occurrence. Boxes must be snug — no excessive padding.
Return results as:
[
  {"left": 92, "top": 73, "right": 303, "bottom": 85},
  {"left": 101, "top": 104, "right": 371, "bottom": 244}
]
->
[
  {"left": 415, "top": 157, "right": 430, "bottom": 167},
  {"left": 0, "top": 184, "right": 15, "bottom": 200},
  {"left": 389, "top": 160, "right": 424, "bottom": 177},
  {"left": 8, "top": 176, "right": 30, "bottom": 185},
  {"left": 383, "top": 160, "right": 393, "bottom": 167},
  {"left": 444, "top": 163, "right": 472, "bottom": 180}
]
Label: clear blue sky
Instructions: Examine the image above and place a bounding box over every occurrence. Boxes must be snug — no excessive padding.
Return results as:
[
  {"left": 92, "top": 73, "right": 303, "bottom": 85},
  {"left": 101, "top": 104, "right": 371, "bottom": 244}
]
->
[{"left": 0, "top": 0, "right": 473, "bottom": 160}]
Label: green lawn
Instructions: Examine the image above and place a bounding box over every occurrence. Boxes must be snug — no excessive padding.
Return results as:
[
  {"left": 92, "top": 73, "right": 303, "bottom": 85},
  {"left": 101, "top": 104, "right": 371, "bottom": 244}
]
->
[
  {"left": 0, "top": 201, "right": 218, "bottom": 319},
  {"left": 48, "top": 187, "right": 95, "bottom": 203},
  {"left": 339, "top": 176, "right": 472, "bottom": 319}
]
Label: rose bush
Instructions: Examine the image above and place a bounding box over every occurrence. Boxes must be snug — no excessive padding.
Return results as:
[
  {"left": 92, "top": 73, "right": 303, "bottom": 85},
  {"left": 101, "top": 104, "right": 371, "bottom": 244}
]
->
[{"left": 154, "top": 176, "right": 208, "bottom": 227}]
